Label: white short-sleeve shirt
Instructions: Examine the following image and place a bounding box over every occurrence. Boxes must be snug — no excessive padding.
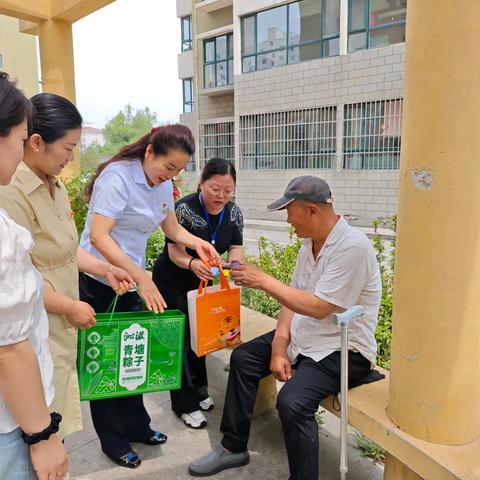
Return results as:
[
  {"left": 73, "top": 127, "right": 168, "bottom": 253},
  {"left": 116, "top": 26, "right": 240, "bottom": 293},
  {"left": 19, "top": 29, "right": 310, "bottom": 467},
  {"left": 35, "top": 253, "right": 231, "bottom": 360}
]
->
[
  {"left": 80, "top": 160, "right": 174, "bottom": 283},
  {"left": 0, "top": 209, "right": 54, "bottom": 433},
  {"left": 287, "top": 216, "right": 382, "bottom": 365}
]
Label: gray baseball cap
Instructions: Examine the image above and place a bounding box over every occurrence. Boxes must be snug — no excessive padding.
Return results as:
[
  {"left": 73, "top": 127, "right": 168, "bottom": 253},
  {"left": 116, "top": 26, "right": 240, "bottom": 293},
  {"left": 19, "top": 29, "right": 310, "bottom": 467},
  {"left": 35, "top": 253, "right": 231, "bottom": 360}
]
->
[{"left": 267, "top": 175, "right": 333, "bottom": 211}]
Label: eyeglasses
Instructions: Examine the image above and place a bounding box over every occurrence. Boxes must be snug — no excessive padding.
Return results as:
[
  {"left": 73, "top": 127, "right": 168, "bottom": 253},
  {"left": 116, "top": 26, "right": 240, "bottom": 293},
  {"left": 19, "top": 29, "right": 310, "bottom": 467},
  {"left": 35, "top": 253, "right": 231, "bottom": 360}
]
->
[{"left": 204, "top": 182, "right": 235, "bottom": 198}]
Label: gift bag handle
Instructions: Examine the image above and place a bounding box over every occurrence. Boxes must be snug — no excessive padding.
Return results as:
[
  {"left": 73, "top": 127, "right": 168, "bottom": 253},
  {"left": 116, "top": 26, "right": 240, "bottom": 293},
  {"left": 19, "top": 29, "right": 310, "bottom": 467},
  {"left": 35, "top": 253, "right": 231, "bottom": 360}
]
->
[
  {"left": 197, "top": 267, "right": 230, "bottom": 295},
  {"left": 105, "top": 288, "right": 149, "bottom": 324}
]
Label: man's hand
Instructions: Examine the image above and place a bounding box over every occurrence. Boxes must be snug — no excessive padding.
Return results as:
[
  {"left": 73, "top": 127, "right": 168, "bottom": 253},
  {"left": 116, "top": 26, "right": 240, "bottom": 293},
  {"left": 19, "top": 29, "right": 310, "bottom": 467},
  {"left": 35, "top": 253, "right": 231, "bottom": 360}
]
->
[
  {"left": 270, "top": 354, "right": 292, "bottom": 382},
  {"left": 30, "top": 434, "right": 68, "bottom": 480},
  {"left": 230, "top": 264, "right": 269, "bottom": 289}
]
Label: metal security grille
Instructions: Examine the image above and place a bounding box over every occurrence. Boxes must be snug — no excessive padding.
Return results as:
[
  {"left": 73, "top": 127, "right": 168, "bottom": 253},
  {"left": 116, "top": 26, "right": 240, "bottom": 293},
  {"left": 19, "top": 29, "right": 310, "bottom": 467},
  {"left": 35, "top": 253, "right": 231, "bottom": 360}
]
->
[
  {"left": 343, "top": 98, "right": 403, "bottom": 170},
  {"left": 185, "top": 153, "right": 196, "bottom": 172},
  {"left": 199, "top": 122, "right": 234, "bottom": 169},
  {"left": 239, "top": 107, "right": 336, "bottom": 170}
]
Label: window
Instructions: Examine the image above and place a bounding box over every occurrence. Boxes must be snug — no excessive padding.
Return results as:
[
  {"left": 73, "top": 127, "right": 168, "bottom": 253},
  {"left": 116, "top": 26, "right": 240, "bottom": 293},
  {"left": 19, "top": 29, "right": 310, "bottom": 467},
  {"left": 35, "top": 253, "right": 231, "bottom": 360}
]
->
[
  {"left": 199, "top": 122, "right": 234, "bottom": 169},
  {"left": 185, "top": 153, "right": 196, "bottom": 172},
  {"left": 343, "top": 98, "right": 403, "bottom": 170},
  {"left": 348, "top": 0, "right": 406, "bottom": 53},
  {"left": 182, "top": 78, "right": 194, "bottom": 113},
  {"left": 241, "top": 0, "right": 340, "bottom": 73},
  {"left": 181, "top": 16, "right": 192, "bottom": 52},
  {"left": 203, "top": 34, "right": 234, "bottom": 88},
  {"left": 0, "top": 54, "right": 3, "bottom": 68},
  {"left": 239, "top": 107, "right": 336, "bottom": 170}
]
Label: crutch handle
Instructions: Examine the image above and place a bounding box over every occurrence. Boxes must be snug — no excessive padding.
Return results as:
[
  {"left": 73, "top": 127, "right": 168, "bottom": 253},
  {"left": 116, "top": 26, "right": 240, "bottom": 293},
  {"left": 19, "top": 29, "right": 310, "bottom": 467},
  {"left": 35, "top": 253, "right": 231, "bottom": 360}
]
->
[{"left": 333, "top": 305, "right": 365, "bottom": 327}]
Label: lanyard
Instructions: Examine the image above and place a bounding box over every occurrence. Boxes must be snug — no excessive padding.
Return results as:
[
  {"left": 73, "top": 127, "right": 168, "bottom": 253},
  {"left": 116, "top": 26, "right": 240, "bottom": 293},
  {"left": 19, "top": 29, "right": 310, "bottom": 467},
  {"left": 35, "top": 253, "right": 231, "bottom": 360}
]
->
[{"left": 199, "top": 193, "right": 225, "bottom": 245}]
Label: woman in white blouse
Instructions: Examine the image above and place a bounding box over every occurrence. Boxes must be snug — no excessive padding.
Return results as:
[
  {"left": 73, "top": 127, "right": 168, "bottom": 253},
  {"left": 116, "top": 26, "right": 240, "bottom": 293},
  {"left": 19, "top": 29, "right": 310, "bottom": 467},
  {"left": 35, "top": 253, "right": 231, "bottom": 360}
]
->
[{"left": 0, "top": 72, "right": 67, "bottom": 479}]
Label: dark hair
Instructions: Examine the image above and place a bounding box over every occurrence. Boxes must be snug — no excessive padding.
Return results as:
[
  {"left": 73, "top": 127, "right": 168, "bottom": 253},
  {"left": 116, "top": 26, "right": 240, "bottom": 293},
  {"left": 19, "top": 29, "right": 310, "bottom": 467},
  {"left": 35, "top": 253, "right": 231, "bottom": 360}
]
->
[
  {"left": 197, "top": 157, "right": 236, "bottom": 193},
  {"left": 86, "top": 123, "right": 195, "bottom": 200},
  {"left": 29, "top": 93, "right": 82, "bottom": 143},
  {"left": 0, "top": 71, "right": 32, "bottom": 137}
]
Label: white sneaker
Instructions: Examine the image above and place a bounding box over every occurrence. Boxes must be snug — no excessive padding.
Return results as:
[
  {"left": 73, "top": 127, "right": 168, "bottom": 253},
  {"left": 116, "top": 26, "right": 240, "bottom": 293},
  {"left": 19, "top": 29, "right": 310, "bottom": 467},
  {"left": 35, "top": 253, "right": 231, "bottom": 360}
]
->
[
  {"left": 199, "top": 396, "right": 214, "bottom": 411},
  {"left": 181, "top": 410, "right": 207, "bottom": 429}
]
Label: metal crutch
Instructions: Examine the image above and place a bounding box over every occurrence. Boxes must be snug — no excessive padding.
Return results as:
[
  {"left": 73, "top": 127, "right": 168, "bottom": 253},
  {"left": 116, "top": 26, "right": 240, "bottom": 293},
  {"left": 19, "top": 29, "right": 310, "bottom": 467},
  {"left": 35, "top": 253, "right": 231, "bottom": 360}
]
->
[{"left": 332, "top": 305, "right": 365, "bottom": 480}]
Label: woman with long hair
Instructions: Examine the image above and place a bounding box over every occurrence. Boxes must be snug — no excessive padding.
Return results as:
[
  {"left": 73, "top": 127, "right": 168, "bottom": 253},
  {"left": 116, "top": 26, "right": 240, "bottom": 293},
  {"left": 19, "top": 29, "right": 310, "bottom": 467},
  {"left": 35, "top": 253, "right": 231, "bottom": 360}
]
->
[
  {"left": 0, "top": 73, "right": 67, "bottom": 479},
  {"left": 79, "top": 124, "right": 220, "bottom": 468}
]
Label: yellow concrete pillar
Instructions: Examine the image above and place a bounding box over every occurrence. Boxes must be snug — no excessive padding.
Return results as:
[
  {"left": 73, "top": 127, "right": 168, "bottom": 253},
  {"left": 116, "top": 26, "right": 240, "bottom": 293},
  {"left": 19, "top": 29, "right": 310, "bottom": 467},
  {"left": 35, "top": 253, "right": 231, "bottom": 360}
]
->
[
  {"left": 38, "top": 18, "right": 79, "bottom": 177},
  {"left": 387, "top": 0, "right": 480, "bottom": 444},
  {"left": 384, "top": 454, "right": 423, "bottom": 480}
]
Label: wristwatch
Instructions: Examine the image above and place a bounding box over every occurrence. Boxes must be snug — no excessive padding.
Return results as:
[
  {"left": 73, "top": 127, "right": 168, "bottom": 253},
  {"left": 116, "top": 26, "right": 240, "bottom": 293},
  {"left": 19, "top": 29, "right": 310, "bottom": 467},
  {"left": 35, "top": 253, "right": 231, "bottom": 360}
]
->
[{"left": 21, "top": 412, "right": 62, "bottom": 445}]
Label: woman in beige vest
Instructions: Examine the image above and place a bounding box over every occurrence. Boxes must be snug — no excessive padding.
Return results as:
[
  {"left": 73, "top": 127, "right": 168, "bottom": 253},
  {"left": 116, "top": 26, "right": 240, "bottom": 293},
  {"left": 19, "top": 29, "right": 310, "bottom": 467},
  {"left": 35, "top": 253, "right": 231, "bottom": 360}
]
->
[{"left": 0, "top": 93, "right": 134, "bottom": 441}]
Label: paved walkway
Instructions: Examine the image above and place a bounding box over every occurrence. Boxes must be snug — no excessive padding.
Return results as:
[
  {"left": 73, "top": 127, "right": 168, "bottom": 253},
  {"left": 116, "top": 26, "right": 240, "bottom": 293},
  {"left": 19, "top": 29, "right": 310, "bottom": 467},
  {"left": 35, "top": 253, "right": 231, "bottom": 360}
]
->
[{"left": 66, "top": 347, "right": 384, "bottom": 480}]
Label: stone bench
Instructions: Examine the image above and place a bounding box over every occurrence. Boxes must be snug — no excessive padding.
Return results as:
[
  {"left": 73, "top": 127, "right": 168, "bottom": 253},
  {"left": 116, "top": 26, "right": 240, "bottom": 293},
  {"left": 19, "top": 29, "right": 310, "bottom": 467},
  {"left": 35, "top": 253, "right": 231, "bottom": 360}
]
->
[{"left": 240, "top": 306, "right": 279, "bottom": 416}]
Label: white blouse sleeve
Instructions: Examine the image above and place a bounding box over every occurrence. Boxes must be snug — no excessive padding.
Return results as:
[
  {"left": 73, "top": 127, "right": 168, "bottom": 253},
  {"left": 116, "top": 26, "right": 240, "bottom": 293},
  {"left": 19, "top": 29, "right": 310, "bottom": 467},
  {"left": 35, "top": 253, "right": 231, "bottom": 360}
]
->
[{"left": 0, "top": 210, "right": 44, "bottom": 346}]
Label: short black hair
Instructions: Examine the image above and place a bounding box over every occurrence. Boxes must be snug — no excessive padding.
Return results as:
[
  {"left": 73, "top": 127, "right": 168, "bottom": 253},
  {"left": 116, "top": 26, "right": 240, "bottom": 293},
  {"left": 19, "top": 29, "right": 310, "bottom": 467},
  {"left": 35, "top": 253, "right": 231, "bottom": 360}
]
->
[
  {"left": 29, "top": 93, "right": 82, "bottom": 143},
  {"left": 201, "top": 157, "right": 236, "bottom": 184},
  {"left": 0, "top": 71, "right": 32, "bottom": 137}
]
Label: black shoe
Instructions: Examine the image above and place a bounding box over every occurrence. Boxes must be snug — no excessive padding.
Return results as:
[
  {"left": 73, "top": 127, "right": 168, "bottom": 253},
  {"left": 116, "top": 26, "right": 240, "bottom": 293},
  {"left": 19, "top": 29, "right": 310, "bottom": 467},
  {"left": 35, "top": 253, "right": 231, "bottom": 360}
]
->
[
  {"left": 110, "top": 450, "right": 141, "bottom": 469},
  {"left": 138, "top": 431, "right": 168, "bottom": 445}
]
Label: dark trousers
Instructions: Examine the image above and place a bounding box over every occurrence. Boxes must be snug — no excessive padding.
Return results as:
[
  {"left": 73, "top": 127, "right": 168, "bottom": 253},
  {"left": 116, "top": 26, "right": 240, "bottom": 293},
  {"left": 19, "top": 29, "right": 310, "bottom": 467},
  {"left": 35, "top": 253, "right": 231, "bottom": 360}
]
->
[
  {"left": 154, "top": 281, "right": 208, "bottom": 415},
  {"left": 79, "top": 273, "right": 155, "bottom": 458},
  {"left": 220, "top": 330, "right": 371, "bottom": 480}
]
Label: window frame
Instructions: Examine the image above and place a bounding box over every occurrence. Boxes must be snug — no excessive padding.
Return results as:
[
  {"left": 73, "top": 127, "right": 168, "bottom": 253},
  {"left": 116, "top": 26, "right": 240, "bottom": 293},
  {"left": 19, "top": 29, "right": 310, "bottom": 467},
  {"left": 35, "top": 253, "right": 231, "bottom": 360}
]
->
[
  {"left": 241, "top": 0, "right": 340, "bottom": 74},
  {"left": 239, "top": 107, "right": 337, "bottom": 171},
  {"left": 203, "top": 33, "right": 234, "bottom": 89},
  {"left": 182, "top": 78, "right": 194, "bottom": 113},
  {"left": 347, "top": 0, "right": 406, "bottom": 53},
  {"left": 343, "top": 99, "right": 403, "bottom": 170},
  {"left": 181, "top": 15, "right": 192, "bottom": 52}
]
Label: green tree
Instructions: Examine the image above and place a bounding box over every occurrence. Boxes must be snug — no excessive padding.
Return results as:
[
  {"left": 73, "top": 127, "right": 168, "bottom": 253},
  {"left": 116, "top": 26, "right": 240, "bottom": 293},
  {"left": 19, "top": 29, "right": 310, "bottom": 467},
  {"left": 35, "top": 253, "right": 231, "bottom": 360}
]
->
[
  {"left": 80, "top": 145, "right": 100, "bottom": 172},
  {"left": 99, "top": 105, "right": 157, "bottom": 156}
]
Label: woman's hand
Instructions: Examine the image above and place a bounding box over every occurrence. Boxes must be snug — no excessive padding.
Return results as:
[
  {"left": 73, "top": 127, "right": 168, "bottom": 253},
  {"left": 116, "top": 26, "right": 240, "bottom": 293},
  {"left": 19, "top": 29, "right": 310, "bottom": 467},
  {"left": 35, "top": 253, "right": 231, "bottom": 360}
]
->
[
  {"left": 194, "top": 239, "right": 221, "bottom": 266},
  {"left": 30, "top": 434, "right": 68, "bottom": 480},
  {"left": 65, "top": 300, "right": 96, "bottom": 330},
  {"left": 191, "top": 258, "right": 214, "bottom": 282},
  {"left": 136, "top": 272, "right": 167, "bottom": 314},
  {"left": 106, "top": 266, "right": 135, "bottom": 295}
]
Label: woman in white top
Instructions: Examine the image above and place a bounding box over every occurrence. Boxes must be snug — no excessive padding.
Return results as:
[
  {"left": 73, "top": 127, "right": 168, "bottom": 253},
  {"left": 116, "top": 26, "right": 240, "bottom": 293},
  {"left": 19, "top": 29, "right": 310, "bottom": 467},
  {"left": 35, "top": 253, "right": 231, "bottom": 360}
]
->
[
  {"left": 79, "top": 124, "right": 221, "bottom": 468},
  {"left": 0, "top": 72, "right": 67, "bottom": 479}
]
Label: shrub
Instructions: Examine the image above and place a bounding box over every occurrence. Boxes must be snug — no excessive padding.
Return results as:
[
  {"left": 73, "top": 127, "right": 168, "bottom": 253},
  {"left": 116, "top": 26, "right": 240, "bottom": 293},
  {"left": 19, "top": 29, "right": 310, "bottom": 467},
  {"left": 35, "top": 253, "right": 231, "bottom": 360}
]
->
[
  {"left": 371, "top": 215, "right": 396, "bottom": 369},
  {"left": 145, "top": 229, "right": 165, "bottom": 270},
  {"left": 63, "top": 170, "right": 92, "bottom": 236},
  {"left": 241, "top": 228, "right": 302, "bottom": 319}
]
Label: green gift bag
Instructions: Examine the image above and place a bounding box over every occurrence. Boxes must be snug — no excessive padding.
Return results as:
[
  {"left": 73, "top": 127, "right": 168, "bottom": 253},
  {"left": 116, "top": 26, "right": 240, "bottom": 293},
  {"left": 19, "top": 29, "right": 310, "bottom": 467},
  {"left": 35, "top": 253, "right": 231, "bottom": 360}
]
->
[{"left": 77, "top": 294, "right": 185, "bottom": 401}]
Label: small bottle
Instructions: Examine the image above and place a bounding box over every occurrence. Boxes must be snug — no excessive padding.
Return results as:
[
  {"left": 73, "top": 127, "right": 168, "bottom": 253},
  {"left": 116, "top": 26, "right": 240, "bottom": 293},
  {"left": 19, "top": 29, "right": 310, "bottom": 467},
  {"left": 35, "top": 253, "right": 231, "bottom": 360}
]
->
[{"left": 211, "top": 266, "right": 220, "bottom": 285}]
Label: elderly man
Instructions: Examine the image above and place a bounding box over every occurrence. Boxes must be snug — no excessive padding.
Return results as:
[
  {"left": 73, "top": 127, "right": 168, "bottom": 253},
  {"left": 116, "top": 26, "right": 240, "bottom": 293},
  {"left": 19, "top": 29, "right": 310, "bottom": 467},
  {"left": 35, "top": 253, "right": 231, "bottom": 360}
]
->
[{"left": 188, "top": 176, "right": 382, "bottom": 480}]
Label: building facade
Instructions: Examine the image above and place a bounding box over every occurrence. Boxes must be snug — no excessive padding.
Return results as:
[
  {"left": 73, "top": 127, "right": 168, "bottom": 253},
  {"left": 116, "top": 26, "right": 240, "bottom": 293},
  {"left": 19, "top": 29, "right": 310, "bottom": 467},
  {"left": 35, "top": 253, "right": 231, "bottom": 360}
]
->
[
  {"left": 80, "top": 125, "right": 106, "bottom": 152},
  {"left": 177, "top": 0, "right": 406, "bottom": 226},
  {"left": 0, "top": 14, "right": 39, "bottom": 98}
]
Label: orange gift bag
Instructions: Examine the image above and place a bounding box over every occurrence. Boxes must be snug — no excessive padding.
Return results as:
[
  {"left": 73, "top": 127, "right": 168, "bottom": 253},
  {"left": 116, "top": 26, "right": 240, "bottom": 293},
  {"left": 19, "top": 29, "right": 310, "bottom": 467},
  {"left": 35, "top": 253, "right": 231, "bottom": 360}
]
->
[{"left": 187, "top": 269, "right": 241, "bottom": 356}]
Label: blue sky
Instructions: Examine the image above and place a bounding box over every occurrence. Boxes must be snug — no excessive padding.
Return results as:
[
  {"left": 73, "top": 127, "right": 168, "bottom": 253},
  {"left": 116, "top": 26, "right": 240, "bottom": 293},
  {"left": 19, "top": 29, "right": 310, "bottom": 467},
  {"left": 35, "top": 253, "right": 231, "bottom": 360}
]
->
[{"left": 73, "top": 0, "right": 181, "bottom": 128}]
